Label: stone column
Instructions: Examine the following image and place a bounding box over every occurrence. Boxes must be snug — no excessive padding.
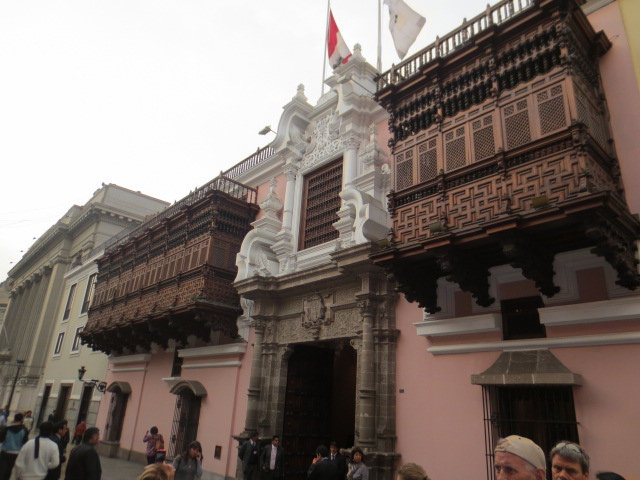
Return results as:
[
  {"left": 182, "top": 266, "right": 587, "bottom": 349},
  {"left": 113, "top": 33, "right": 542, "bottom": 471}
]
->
[
  {"left": 343, "top": 136, "right": 361, "bottom": 189},
  {"left": 356, "top": 297, "right": 377, "bottom": 450},
  {"left": 23, "top": 271, "right": 52, "bottom": 362},
  {"left": 10, "top": 282, "right": 34, "bottom": 359},
  {"left": 281, "top": 164, "right": 298, "bottom": 233},
  {"left": 243, "top": 319, "right": 266, "bottom": 435}
]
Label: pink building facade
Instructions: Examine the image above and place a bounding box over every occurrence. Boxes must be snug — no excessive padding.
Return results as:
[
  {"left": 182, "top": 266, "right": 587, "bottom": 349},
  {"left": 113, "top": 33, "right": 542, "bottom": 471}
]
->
[{"left": 90, "top": 1, "right": 639, "bottom": 479}]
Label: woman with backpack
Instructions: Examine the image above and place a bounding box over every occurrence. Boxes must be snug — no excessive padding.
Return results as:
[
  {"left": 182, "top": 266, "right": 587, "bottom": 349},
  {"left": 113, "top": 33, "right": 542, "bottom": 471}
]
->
[
  {"left": 143, "top": 427, "right": 165, "bottom": 465},
  {"left": 172, "top": 440, "right": 203, "bottom": 480}
]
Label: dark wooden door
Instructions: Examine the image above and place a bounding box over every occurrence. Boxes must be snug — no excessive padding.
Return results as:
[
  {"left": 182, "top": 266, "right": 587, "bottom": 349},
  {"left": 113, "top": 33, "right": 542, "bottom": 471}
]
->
[{"left": 282, "top": 345, "right": 335, "bottom": 480}]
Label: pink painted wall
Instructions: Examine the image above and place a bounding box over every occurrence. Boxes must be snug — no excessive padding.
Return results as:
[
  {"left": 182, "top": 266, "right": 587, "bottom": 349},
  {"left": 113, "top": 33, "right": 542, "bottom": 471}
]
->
[
  {"left": 588, "top": 2, "right": 640, "bottom": 215},
  {"left": 395, "top": 296, "right": 494, "bottom": 479},
  {"left": 553, "top": 345, "right": 640, "bottom": 475},
  {"left": 394, "top": 286, "right": 640, "bottom": 478},
  {"left": 253, "top": 173, "right": 286, "bottom": 222},
  {"left": 96, "top": 344, "right": 254, "bottom": 479}
]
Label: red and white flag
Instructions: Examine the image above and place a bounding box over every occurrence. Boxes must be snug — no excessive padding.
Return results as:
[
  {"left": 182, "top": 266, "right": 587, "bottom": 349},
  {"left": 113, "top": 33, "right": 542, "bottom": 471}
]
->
[{"left": 327, "top": 10, "right": 352, "bottom": 70}]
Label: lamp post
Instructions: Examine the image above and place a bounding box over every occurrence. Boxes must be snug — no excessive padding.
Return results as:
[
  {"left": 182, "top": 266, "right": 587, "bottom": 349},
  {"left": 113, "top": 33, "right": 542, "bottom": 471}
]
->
[
  {"left": 7, "top": 360, "right": 25, "bottom": 410},
  {"left": 77, "top": 366, "right": 107, "bottom": 393}
]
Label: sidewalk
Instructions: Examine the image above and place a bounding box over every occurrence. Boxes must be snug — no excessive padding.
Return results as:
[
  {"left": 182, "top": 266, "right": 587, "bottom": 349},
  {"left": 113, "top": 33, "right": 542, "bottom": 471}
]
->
[{"left": 99, "top": 454, "right": 146, "bottom": 480}]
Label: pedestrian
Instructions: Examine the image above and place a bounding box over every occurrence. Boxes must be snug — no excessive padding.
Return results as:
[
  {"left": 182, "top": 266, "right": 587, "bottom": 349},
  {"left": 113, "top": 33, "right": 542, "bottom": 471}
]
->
[
  {"left": 44, "top": 421, "right": 70, "bottom": 480},
  {"left": 549, "top": 441, "right": 590, "bottom": 480},
  {"left": 138, "top": 463, "right": 176, "bottom": 480},
  {"left": 172, "top": 440, "right": 203, "bottom": 480},
  {"left": 72, "top": 421, "right": 86, "bottom": 446},
  {"left": 239, "top": 433, "right": 260, "bottom": 480},
  {"left": 329, "top": 442, "right": 347, "bottom": 480},
  {"left": 143, "top": 427, "right": 165, "bottom": 465},
  {"left": 308, "top": 445, "right": 338, "bottom": 480},
  {"left": 14, "top": 422, "right": 60, "bottom": 480},
  {"left": 22, "top": 411, "right": 34, "bottom": 434},
  {"left": 596, "top": 474, "right": 625, "bottom": 480},
  {"left": 397, "top": 463, "right": 431, "bottom": 480},
  {"left": 0, "top": 413, "right": 30, "bottom": 480},
  {"left": 346, "top": 447, "right": 368, "bottom": 480},
  {"left": 494, "top": 435, "right": 546, "bottom": 480},
  {"left": 260, "top": 435, "right": 283, "bottom": 480},
  {"left": 65, "top": 427, "right": 102, "bottom": 480},
  {"left": 47, "top": 411, "right": 59, "bottom": 424}
]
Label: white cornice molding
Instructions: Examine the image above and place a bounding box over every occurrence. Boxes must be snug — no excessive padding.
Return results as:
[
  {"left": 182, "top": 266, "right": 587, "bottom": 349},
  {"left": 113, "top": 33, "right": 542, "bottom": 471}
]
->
[
  {"left": 539, "top": 296, "right": 640, "bottom": 326},
  {"left": 427, "top": 331, "right": 640, "bottom": 355},
  {"left": 182, "top": 361, "right": 242, "bottom": 369},
  {"left": 416, "top": 313, "right": 502, "bottom": 337},
  {"left": 108, "top": 353, "right": 152, "bottom": 365},
  {"left": 583, "top": 0, "right": 615, "bottom": 15},
  {"left": 178, "top": 343, "right": 246, "bottom": 359}
]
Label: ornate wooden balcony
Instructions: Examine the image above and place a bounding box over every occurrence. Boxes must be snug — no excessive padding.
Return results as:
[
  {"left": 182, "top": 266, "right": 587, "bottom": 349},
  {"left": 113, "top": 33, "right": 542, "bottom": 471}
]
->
[
  {"left": 372, "top": 0, "right": 640, "bottom": 313},
  {"left": 83, "top": 175, "right": 259, "bottom": 354}
]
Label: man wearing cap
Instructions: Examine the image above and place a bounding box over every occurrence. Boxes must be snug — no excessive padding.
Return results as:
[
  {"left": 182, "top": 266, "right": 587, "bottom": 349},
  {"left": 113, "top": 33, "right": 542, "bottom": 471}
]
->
[
  {"left": 494, "top": 435, "right": 546, "bottom": 480},
  {"left": 549, "top": 441, "right": 590, "bottom": 480}
]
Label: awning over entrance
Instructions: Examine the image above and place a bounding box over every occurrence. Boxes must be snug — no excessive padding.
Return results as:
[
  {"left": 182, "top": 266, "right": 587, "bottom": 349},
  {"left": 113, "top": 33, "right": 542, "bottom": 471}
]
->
[
  {"left": 471, "top": 350, "right": 583, "bottom": 385},
  {"left": 106, "top": 381, "right": 132, "bottom": 394},
  {"left": 168, "top": 380, "right": 207, "bottom": 397}
]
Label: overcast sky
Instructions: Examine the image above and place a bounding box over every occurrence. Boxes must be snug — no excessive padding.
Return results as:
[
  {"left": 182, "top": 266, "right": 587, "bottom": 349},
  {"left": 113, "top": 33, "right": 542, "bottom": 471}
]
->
[{"left": 0, "top": 0, "right": 493, "bottom": 280}]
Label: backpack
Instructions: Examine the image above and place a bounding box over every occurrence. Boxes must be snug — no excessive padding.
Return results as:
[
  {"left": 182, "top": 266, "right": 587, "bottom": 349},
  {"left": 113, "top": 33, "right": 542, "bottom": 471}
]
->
[{"left": 155, "top": 435, "right": 165, "bottom": 451}]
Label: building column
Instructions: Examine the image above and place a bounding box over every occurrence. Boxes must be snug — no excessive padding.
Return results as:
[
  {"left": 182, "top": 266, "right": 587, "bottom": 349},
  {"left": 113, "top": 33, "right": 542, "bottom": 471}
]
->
[
  {"left": 243, "top": 319, "right": 266, "bottom": 435},
  {"left": 356, "top": 297, "right": 377, "bottom": 450},
  {"left": 281, "top": 164, "right": 298, "bottom": 233},
  {"left": 343, "top": 136, "right": 361, "bottom": 189},
  {"left": 23, "top": 270, "right": 52, "bottom": 359}
]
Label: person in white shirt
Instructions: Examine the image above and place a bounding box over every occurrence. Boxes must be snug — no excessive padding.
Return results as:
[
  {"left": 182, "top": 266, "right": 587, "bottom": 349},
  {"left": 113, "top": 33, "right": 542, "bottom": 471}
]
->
[{"left": 15, "top": 422, "right": 60, "bottom": 480}]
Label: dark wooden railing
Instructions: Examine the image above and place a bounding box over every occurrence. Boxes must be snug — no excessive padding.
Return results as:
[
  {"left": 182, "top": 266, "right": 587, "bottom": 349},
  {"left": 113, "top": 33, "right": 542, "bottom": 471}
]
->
[
  {"left": 223, "top": 145, "right": 275, "bottom": 179},
  {"left": 377, "top": 0, "right": 535, "bottom": 90},
  {"left": 105, "top": 175, "right": 257, "bottom": 255}
]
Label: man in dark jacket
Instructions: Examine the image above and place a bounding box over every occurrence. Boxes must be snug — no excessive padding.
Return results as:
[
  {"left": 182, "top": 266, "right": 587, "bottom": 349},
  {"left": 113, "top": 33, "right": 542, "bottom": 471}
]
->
[
  {"left": 45, "top": 421, "right": 70, "bottom": 480},
  {"left": 308, "top": 445, "right": 339, "bottom": 480},
  {"left": 0, "top": 413, "right": 29, "bottom": 480},
  {"left": 260, "top": 435, "right": 284, "bottom": 480},
  {"left": 239, "top": 433, "right": 260, "bottom": 480},
  {"left": 65, "top": 427, "right": 102, "bottom": 480},
  {"left": 329, "top": 442, "right": 347, "bottom": 480}
]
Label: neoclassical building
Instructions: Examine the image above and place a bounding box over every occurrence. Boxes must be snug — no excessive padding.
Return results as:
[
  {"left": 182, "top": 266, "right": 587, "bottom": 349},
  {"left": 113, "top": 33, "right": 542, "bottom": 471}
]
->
[{"left": 0, "top": 184, "right": 168, "bottom": 420}]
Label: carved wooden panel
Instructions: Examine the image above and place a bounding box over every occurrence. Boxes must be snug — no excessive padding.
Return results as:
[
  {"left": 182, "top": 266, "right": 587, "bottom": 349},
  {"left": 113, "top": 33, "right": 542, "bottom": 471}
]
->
[{"left": 391, "top": 147, "right": 614, "bottom": 244}]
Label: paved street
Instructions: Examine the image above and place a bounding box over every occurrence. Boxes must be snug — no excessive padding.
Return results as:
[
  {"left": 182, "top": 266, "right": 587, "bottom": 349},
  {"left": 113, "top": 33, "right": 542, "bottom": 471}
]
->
[{"left": 100, "top": 455, "right": 147, "bottom": 480}]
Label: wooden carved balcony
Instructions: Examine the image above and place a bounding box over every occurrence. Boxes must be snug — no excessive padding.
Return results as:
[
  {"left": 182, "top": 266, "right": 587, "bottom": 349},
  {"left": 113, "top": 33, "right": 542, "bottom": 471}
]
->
[
  {"left": 83, "top": 175, "right": 259, "bottom": 354},
  {"left": 372, "top": 0, "right": 640, "bottom": 313}
]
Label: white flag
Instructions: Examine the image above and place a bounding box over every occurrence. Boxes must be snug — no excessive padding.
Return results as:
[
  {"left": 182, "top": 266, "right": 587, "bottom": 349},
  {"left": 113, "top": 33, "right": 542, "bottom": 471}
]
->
[{"left": 384, "top": 0, "right": 426, "bottom": 60}]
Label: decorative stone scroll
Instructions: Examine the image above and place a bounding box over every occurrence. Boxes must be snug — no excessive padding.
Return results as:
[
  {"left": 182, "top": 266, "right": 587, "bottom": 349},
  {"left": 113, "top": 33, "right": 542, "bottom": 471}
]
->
[{"left": 301, "top": 112, "right": 350, "bottom": 171}]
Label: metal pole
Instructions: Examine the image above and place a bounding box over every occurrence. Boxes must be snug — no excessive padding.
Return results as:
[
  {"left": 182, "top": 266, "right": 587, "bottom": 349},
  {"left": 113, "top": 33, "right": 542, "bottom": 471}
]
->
[
  {"left": 6, "top": 360, "right": 24, "bottom": 411},
  {"left": 321, "top": 0, "right": 330, "bottom": 95},
  {"left": 377, "top": 0, "right": 382, "bottom": 71}
]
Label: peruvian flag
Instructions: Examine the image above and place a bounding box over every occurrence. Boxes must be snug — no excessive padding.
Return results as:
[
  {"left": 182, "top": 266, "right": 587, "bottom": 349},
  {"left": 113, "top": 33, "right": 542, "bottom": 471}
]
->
[{"left": 327, "top": 10, "right": 352, "bottom": 70}]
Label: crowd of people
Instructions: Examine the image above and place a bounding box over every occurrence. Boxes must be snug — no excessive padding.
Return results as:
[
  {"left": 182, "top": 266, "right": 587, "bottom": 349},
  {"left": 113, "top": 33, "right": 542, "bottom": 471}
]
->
[
  {"left": 2, "top": 412, "right": 631, "bottom": 480},
  {"left": 137, "top": 427, "right": 203, "bottom": 480},
  {"left": 0, "top": 408, "right": 102, "bottom": 480}
]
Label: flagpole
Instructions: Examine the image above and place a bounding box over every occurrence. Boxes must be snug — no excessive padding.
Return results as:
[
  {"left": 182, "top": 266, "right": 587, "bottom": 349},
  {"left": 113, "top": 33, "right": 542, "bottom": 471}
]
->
[
  {"left": 377, "top": 0, "right": 382, "bottom": 71},
  {"left": 321, "top": 0, "right": 330, "bottom": 95}
]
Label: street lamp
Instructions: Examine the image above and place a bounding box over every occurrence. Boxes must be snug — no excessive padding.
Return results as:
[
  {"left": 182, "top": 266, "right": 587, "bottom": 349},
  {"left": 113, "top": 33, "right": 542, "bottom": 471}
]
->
[
  {"left": 7, "top": 360, "right": 25, "bottom": 409},
  {"left": 78, "top": 366, "right": 107, "bottom": 393},
  {"left": 258, "top": 125, "right": 277, "bottom": 135}
]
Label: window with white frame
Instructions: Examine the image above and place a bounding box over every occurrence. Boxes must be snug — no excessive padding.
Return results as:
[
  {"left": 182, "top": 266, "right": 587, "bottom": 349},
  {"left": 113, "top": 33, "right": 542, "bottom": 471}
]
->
[
  {"left": 62, "top": 284, "right": 77, "bottom": 320},
  {"left": 81, "top": 274, "right": 97, "bottom": 314},
  {"left": 54, "top": 332, "right": 65, "bottom": 355},
  {"left": 71, "top": 326, "right": 84, "bottom": 352}
]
